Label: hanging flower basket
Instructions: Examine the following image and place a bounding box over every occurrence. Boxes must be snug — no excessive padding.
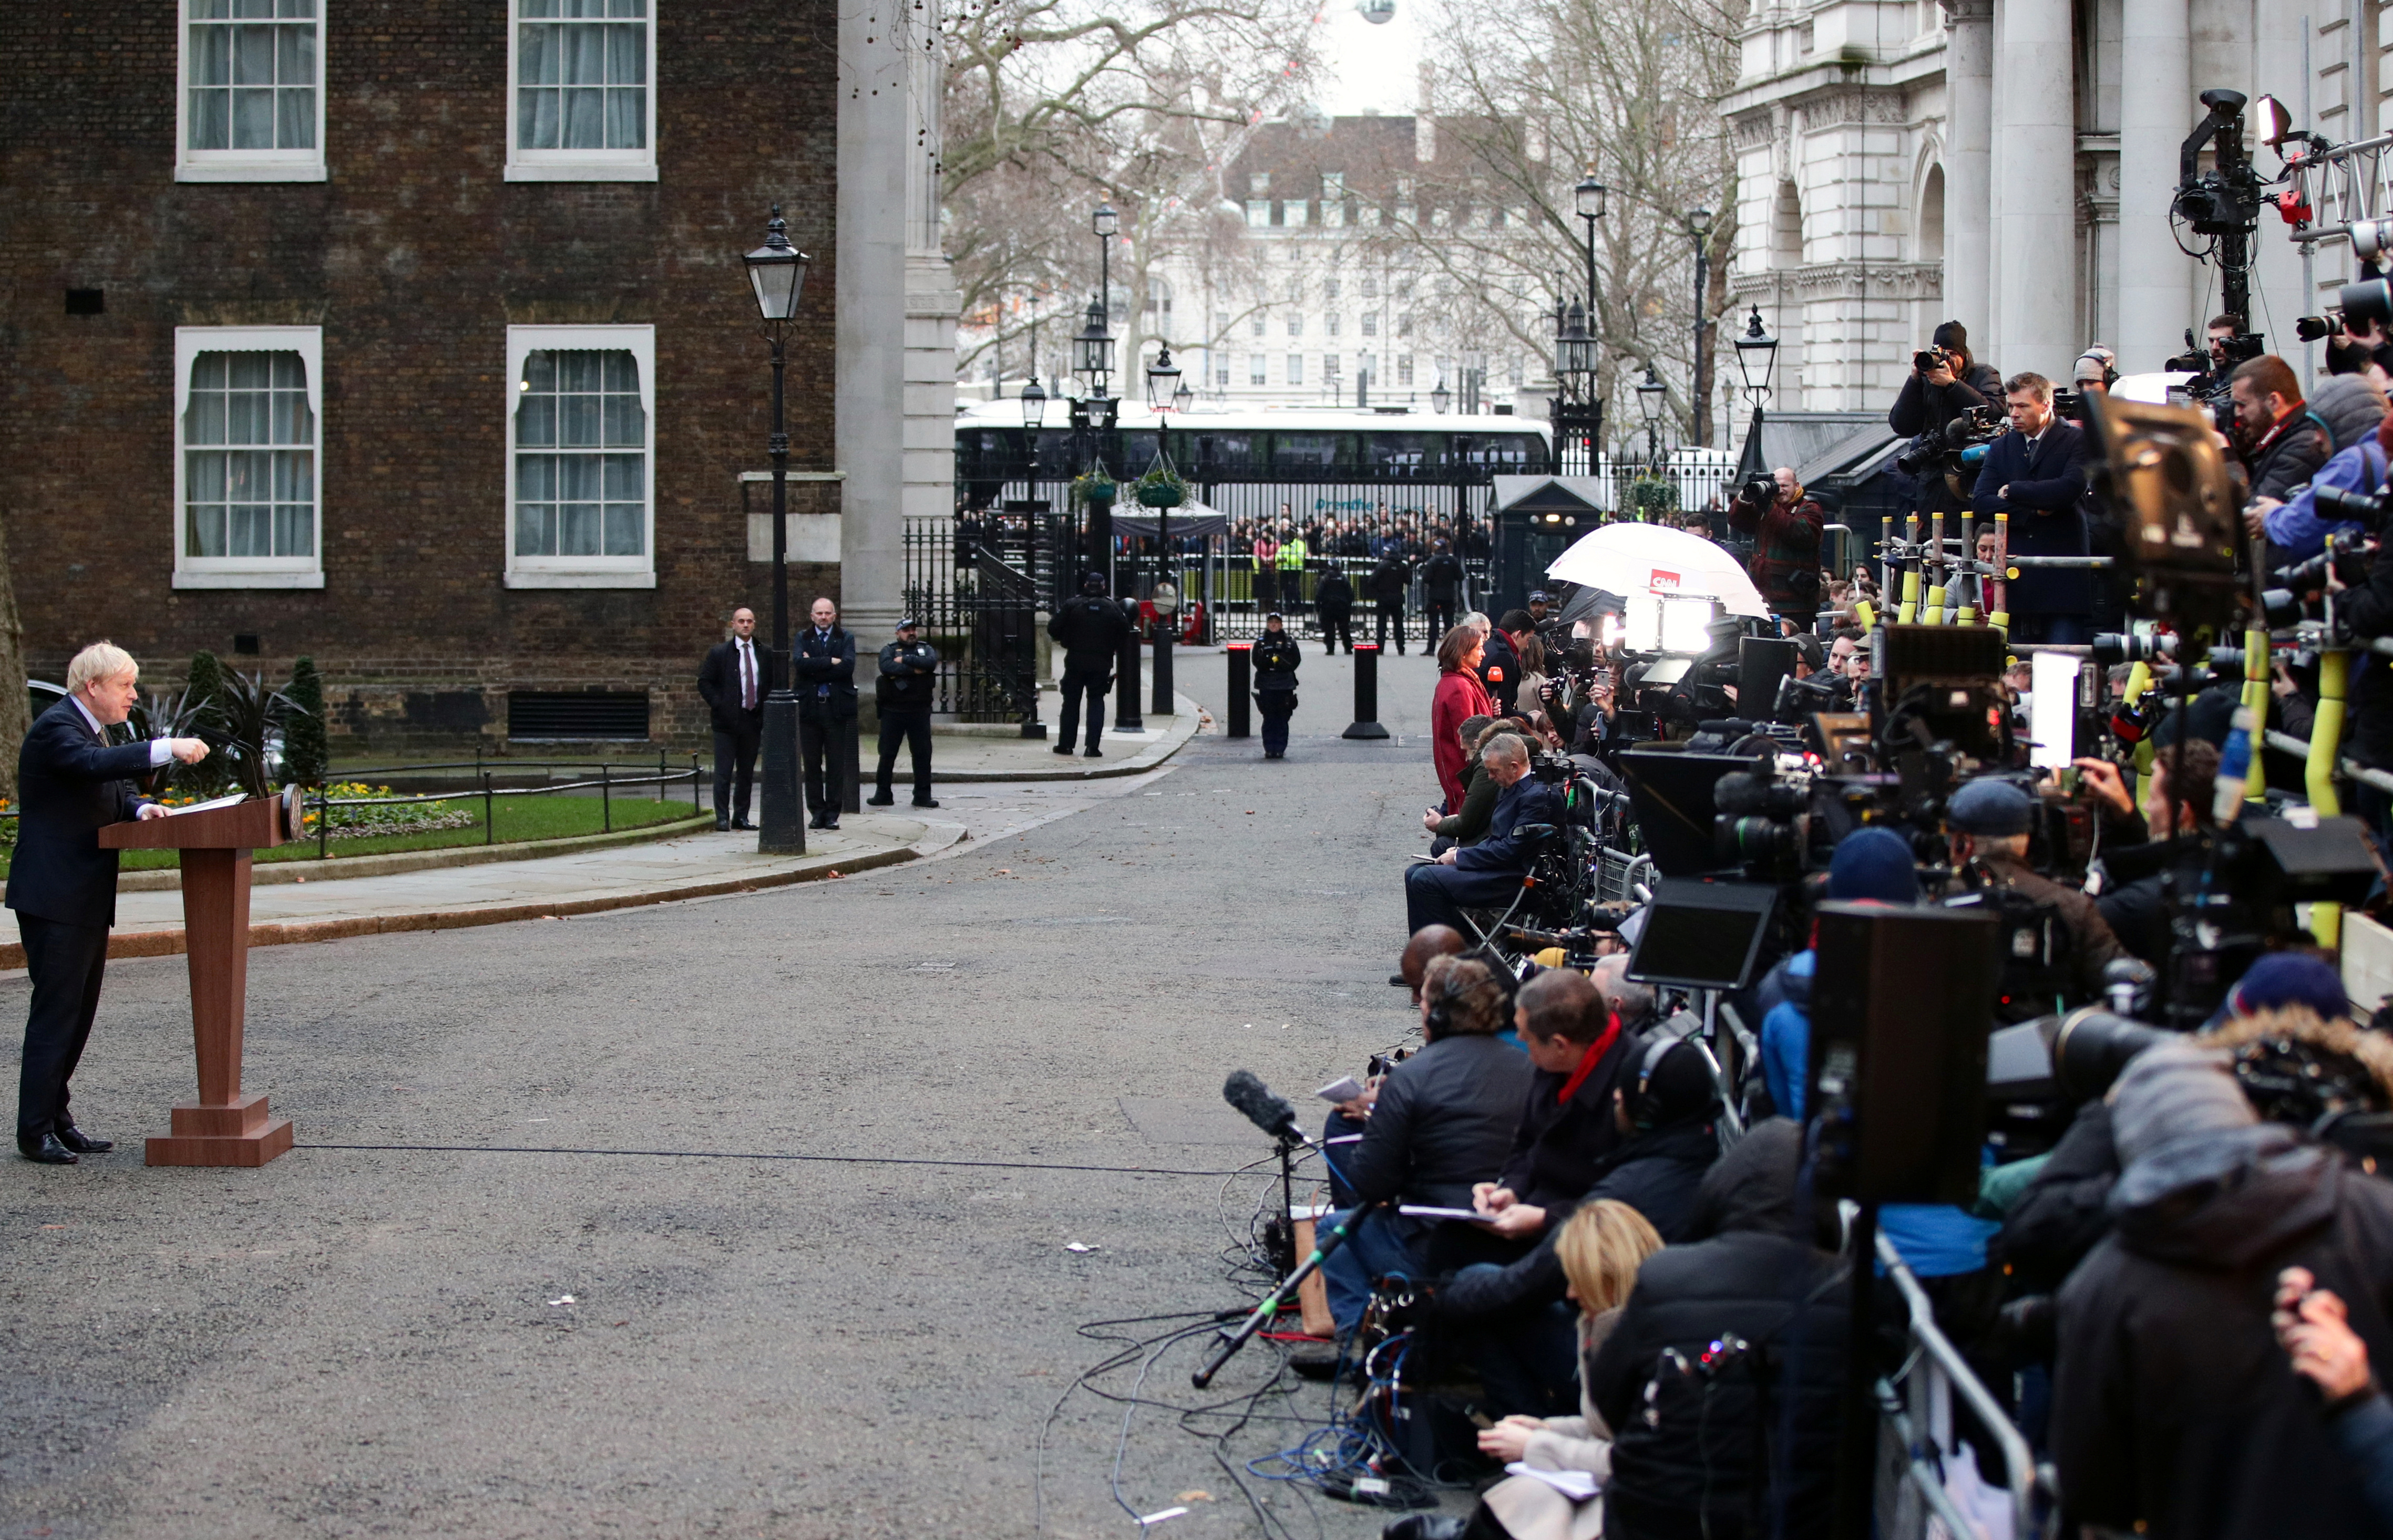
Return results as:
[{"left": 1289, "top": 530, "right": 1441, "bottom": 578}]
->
[
  {"left": 1624, "top": 477, "right": 1680, "bottom": 522},
  {"left": 1133, "top": 453, "right": 1189, "bottom": 509},
  {"left": 1070, "top": 466, "right": 1117, "bottom": 508}
]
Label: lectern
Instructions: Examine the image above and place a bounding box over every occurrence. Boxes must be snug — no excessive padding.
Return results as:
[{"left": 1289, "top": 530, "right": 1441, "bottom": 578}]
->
[{"left": 99, "top": 786, "right": 303, "bottom": 1166}]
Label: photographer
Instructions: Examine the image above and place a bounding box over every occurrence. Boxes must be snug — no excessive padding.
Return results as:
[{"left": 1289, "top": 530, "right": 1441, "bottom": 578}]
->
[
  {"left": 1724, "top": 467, "right": 1826, "bottom": 625},
  {"left": 2252, "top": 370, "right": 2388, "bottom": 560},
  {"left": 2230, "top": 356, "right": 2333, "bottom": 519},
  {"left": 1944, "top": 777, "right": 2130, "bottom": 1009},
  {"left": 1973, "top": 372, "right": 2093, "bottom": 645},
  {"left": 2073, "top": 745, "right": 2221, "bottom": 966},
  {"left": 1888, "top": 321, "right": 2002, "bottom": 518}
]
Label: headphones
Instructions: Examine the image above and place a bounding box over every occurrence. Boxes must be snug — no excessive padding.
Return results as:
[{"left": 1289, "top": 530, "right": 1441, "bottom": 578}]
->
[
  {"left": 1422, "top": 960, "right": 1504, "bottom": 1040},
  {"left": 1626, "top": 1030, "right": 1696, "bottom": 1133},
  {"left": 2076, "top": 348, "right": 2120, "bottom": 391}
]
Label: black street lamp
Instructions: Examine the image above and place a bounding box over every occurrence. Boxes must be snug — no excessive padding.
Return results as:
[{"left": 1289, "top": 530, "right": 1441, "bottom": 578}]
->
[
  {"left": 1172, "top": 378, "right": 1194, "bottom": 414},
  {"left": 1635, "top": 363, "right": 1666, "bottom": 468},
  {"left": 740, "top": 204, "right": 812, "bottom": 855},
  {"left": 1430, "top": 376, "right": 1452, "bottom": 414},
  {"left": 1731, "top": 305, "right": 1779, "bottom": 480},
  {"left": 1145, "top": 344, "right": 1183, "bottom": 412},
  {"left": 1551, "top": 296, "right": 1601, "bottom": 474},
  {"left": 1687, "top": 206, "right": 1714, "bottom": 446},
  {"left": 1573, "top": 169, "right": 1607, "bottom": 314}
]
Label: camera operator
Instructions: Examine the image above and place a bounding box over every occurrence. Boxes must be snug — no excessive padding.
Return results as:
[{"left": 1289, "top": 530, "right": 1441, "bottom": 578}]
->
[
  {"left": 1945, "top": 777, "right": 2130, "bottom": 1007},
  {"left": 1725, "top": 467, "right": 1826, "bottom": 626},
  {"left": 2252, "top": 369, "right": 2389, "bottom": 560},
  {"left": 1973, "top": 372, "right": 2094, "bottom": 645},
  {"left": 1889, "top": 321, "right": 2004, "bottom": 520},
  {"left": 2229, "top": 357, "right": 2333, "bottom": 534},
  {"left": 1404, "top": 733, "right": 1559, "bottom": 935},
  {"left": 2208, "top": 313, "right": 2244, "bottom": 373},
  {"left": 2071, "top": 745, "right": 2221, "bottom": 966}
]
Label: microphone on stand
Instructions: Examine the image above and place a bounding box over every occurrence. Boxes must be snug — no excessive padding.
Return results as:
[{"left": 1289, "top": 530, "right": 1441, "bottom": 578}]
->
[{"left": 1223, "top": 1069, "right": 1307, "bottom": 1144}]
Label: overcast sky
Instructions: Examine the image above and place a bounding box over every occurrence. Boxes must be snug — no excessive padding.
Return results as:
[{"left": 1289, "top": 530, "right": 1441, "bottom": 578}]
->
[{"left": 1314, "top": 0, "right": 1424, "bottom": 117}]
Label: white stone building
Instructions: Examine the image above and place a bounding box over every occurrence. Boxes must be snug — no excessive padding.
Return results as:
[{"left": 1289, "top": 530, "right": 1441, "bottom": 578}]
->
[{"left": 1723, "top": 0, "right": 2391, "bottom": 408}]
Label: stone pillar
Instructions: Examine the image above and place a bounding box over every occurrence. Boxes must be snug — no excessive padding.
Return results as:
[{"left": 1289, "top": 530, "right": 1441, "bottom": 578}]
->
[
  {"left": 2118, "top": 0, "right": 2193, "bottom": 371},
  {"left": 1942, "top": 0, "right": 1994, "bottom": 351},
  {"left": 1993, "top": 0, "right": 2078, "bottom": 377},
  {"left": 836, "top": 2, "right": 911, "bottom": 649},
  {"left": 903, "top": 0, "right": 960, "bottom": 567}
]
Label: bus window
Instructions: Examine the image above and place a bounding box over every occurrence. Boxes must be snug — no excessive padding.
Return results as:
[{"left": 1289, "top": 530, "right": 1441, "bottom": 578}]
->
[
  {"left": 1359, "top": 431, "right": 1428, "bottom": 479},
  {"left": 1272, "top": 431, "right": 1352, "bottom": 472},
  {"left": 1186, "top": 431, "right": 1261, "bottom": 478}
]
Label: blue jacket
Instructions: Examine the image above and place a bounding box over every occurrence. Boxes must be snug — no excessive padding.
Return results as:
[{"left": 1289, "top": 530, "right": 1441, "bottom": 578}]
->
[
  {"left": 1452, "top": 776, "right": 1559, "bottom": 875},
  {"left": 791, "top": 625, "right": 858, "bottom": 720},
  {"left": 2264, "top": 438, "right": 2385, "bottom": 561},
  {"left": 6, "top": 698, "right": 158, "bottom": 928},
  {"left": 1759, "top": 948, "right": 1998, "bottom": 1277},
  {"left": 1973, "top": 419, "right": 2092, "bottom": 616}
]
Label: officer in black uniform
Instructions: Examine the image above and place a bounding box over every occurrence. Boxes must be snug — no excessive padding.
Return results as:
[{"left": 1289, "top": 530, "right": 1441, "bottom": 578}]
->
[
  {"left": 867, "top": 617, "right": 940, "bottom": 809},
  {"left": 1048, "top": 573, "right": 1132, "bottom": 758},
  {"left": 1251, "top": 612, "right": 1303, "bottom": 758}
]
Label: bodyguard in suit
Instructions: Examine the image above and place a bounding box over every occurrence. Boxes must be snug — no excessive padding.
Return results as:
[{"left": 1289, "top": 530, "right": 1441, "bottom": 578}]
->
[
  {"left": 1971, "top": 370, "right": 2094, "bottom": 645},
  {"left": 791, "top": 596, "right": 858, "bottom": 831},
  {"left": 12, "top": 642, "right": 209, "bottom": 1164},
  {"left": 696, "top": 606, "right": 766, "bottom": 831}
]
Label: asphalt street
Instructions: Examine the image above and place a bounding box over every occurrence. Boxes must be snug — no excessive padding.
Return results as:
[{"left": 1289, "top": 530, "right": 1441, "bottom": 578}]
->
[{"left": 0, "top": 643, "right": 1471, "bottom": 1540}]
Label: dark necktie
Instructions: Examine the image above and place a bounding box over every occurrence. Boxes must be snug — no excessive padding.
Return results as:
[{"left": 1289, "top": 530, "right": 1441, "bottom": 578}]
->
[{"left": 741, "top": 644, "right": 755, "bottom": 710}]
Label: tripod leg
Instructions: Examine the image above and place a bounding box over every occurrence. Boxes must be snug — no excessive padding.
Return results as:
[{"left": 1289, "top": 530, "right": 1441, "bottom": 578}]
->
[{"left": 1193, "top": 1202, "right": 1383, "bottom": 1388}]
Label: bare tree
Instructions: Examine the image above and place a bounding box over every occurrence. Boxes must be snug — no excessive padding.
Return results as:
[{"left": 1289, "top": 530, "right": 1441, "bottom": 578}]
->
[
  {"left": 941, "top": 0, "right": 1321, "bottom": 385},
  {"left": 1372, "top": 0, "right": 1743, "bottom": 450}
]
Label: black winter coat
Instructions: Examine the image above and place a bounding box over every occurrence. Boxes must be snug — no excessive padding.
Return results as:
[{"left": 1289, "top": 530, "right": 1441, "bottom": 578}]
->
[
  {"left": 1420, "top": 551, "right": 1464, "bottom": 602},
  {"left": 1588, "top": 1120, "right": 1848, "bottom": 1540},
  {"left": 1368, "top": 556, "right": 1411, "bottom": 603},
  {"left": 1494, "top": 1029, "right": 1639, "bottom": 1213},
  {"left": 1251, "top": 632, "right": 1303, "bottom": 691},
  {"left": 875, "top": 638, "right": 941, "bottom": 709},
  {"left": 790, "top": 625, "right": 859, "bottom": 721},
  {"left": 1888, "top": 361, "right": 2002, "bottom": 516},
  {"left": 2247, "top": 408, "right": 2334, "bottom": 505},
  {"left": 1049, "top": 595, "right": 1131, "bottom": 669},
  {"left": 1317, "top": 571, "right": 1356, "bottom": 615},
  {"left": 1589, "top": 1119, "right": 1847, "bottom": 1540},
  {"left": 1480, "top": 630, "right": 1522, "bottom": 715},
  {"left": 1434, "top": 1118, "right": 1720, "bottom": 1322},
  {"left": 2055, "top": 1125, "right": 2393, "bottom": 1540},
  {"left": 1339, "top": 1032, "right": 1535, "bottom": 1212},
  {"left": 1993, "top": 1099, "right": 2119, "bottom": 1293},
  {"left": 2339, "top": 533, "right": 2393, "bottom": 770}
]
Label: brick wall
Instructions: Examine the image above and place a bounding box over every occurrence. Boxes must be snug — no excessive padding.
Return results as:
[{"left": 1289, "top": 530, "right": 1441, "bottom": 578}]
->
[{"left": 0, "top": 0, "right": 841, "bottom": 758}]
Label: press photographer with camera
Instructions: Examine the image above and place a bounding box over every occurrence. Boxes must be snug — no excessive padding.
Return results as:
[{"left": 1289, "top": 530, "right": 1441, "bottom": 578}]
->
[
  {"left": 1889, "top": 321, "right": 2003, "bottom": 520},
  {"left": 2251, "top": 369, "right": 2388, "bottom": 560},
  {"left": 2071, "top": 746, "right": 2222, "bottom": 966},
  {"left": 1972, "top": 372, "right": 2095, "bottom": 644},
  {"left": 1724, "top": 467, "right": 1826, "bottom": 625},
  {"left": 2228, "top": 355, "right": 2332, "bottom": 520},
  {"left": 1944, "top": 777, "right": 2130, "bottom": 1011}
]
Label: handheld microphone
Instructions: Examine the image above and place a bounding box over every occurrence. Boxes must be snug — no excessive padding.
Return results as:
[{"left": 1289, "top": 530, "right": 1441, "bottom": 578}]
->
[{"left": 1222, "top": 1069, "right": 1307, "bottom": 1144}]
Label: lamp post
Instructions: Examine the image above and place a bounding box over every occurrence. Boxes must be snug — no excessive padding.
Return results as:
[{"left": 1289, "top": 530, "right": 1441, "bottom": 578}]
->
[
  {"left": 1151, "top": 580, "right": 1179, "bottom": 717},
  {"left": 1430, "top": 377, "right": 1452, "bottom": 415},
  {"left": 1071, "top": 285, "right": 1118, "bottom": 585},
  {"left": 1021, "top": 375, "right": 1046, "bottom": 476},
  {"left": 1730, "top": 305, "right": 1779, "bottom": 481},
  {"left": 1687, "top": 206, "right": 1714, "bottom": 447},
  {"left": 1635, "top": 364, "right": 1666, "bottom": 472},
  {"left": 740, "top": 204, "right": 812, "bottom": 855},
  {"left": 1552, "top": 297, "right": 1600, "bottom": 474},
  {"left": 1144, "top": 343, "right": 1184, "bottom": 672},
  {"left": 1573, "top": 170, "right": 1607, "bottom": 313}
]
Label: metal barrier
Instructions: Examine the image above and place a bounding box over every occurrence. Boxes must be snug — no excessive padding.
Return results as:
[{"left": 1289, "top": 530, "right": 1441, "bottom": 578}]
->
[
  {"left": 1874, "top": 1232, "right": 2057, "bottom": 1540},
  {"left": 1594, "top": 847, "right": 1653, "bottom": 906}
]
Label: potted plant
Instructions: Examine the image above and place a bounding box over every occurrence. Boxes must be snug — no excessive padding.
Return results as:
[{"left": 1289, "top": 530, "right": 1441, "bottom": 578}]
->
[{"left": 1133, "top": 452, "right": 1189, "bottom": 509}]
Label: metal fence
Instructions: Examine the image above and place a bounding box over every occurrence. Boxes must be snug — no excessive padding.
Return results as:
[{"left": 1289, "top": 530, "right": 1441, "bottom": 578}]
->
[{"left": 902, "top": 513, "right": 1075, "bottom": 722}]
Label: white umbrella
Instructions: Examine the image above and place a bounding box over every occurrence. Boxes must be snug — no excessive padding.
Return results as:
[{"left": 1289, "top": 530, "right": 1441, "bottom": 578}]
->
[{"left": 1545, "top": 523, "right": 1769, "bottom": 617}]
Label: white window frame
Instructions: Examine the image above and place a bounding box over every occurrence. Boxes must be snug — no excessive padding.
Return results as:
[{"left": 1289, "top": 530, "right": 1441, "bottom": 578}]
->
[
  {"left": 506, "top": 1, "right": 658, "bottom": 183},
  {"left": 504, "top": 324, "right": 657, "bottom": 588},
  {"left": 173, "top": 326, "right": 326, "bottom": 590},
  {"left": 175, "top": 0, "right": 328, "bottom": 183}
]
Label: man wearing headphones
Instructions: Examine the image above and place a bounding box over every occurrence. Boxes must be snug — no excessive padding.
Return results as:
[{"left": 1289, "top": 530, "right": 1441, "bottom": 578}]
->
[{"left": 1319, "top": 954, "right": 1534, "bottom": 1335}]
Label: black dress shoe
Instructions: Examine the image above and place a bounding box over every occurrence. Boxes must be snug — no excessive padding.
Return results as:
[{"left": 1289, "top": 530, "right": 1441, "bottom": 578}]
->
[
  {"left": 55, "top": 1125, "right": 111, "bottom": 1154},
  {"left": 18, "top": 1133, "right": 77, "bottom": 1165},
  {"left": 1084, "top": 747, "right": 1103, "bottom": 758},
  {"left": 715, "top": 818, "right": 732, "bottom": 831},
  {"left": 1052, "top": 744, "right": 1074, "bottom": 756},
  {"left": 912, "top": 798, "right": 940, "bottom": 809},
  {"left": 866, "top": 792, "right": 895, "bottom": 806},
  {"left": 732, "top": 819, "right": 753, "bottom": 830}
]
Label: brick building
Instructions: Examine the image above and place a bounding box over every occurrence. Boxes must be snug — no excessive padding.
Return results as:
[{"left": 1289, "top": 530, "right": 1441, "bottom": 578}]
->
[{"left": 0, "top": 0, "right": 951, "bottom": 758}]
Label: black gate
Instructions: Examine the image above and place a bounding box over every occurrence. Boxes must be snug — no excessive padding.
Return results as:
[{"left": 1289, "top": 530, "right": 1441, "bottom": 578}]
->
[{"left": 902, "top": 512, "right": 1076, "bottom": 722}]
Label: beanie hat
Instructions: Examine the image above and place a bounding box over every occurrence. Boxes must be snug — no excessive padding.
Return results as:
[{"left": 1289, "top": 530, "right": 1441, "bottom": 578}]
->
[
  {"left": 1948, "top": 777, "right": 2036, "bottom": 837},
  {"left": 2227, "top": 953, "right": 2350, "bottom": 1023},
  {"left": 1826, "top": 826, "right": 1920, "bottom": 905},
  {"left": 2109, "top": 1042, "right": 2256, "bottom": 1166},
  {"left": 1932, "top": 320, "right": 1970, "bottom": 355}
]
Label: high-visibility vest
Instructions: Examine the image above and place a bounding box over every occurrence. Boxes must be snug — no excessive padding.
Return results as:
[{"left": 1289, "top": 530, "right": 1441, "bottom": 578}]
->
[{"left": 1276, "top": 538, "right": 1309, "bottom": 570}]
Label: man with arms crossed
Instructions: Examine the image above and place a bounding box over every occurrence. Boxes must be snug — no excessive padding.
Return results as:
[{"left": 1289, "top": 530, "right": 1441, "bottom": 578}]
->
[{"left": 13, "top": 643, "right": 208, "bottom": 1164}]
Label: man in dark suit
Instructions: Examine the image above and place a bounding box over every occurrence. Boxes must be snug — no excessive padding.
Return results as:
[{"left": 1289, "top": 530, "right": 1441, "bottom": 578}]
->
[
  {"left": 1403, "top": 732, "right": 1559, "bottom": 934},
  {"left": 11, "top": 642, "right": 208, "bottom": 1164},
  {"left": 696, "top": 606, "right": 765, "bottom": 831},
  {"left": 791, "top": 596, "right": 858, "bottom": 830},
  {"left": 1973, "top": 370, "right": 2093, "bottom": 645}
]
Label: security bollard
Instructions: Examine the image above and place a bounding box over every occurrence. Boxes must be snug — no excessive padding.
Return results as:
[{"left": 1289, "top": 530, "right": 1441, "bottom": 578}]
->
[
  {"left": 1343, "top": 643, "right": 1390, "bottom": 740},
  {"left": 1226, "top": 643, "right": 1252, "bottom": 738}
]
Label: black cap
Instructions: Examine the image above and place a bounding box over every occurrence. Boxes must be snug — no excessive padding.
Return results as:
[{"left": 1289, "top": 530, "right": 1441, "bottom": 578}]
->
[
  {"left": 896, "top": 617, "right": 920, "bottom": 631},
  {"left": 1529, "top": 590, "right": 1553, "bottom": 604},
  {"left": 1082, "top": 572, "right": 1107, "bottom": 593}
]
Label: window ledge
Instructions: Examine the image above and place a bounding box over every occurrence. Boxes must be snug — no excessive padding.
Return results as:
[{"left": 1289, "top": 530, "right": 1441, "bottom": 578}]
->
[
  {"left": 504, "top": 161, "right": 659, "bottom": 183},
  {"left": 173, "top": 570, "right": 325, "bottom": 589},
  {"left": 504, "top": 570, "right": 658, "bottom": 589},
  {"left": 176, "top": 162, "right": 328, "bottom": 184}
]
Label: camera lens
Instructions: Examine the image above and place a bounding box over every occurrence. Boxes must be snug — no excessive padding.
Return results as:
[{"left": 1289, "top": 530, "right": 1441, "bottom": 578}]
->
[
  {"left": 2296, "top": 314, "right": 2336, "bottom": 342},
  {"left": 2340, "top": 278, "right": 2393, "bottom": 330}
]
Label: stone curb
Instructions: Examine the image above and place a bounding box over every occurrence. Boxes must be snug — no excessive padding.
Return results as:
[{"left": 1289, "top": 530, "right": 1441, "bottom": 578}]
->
[
  {"left": 932, "top": 692, "right": 1205, "bottom": 782},
  {"left": 0, "top": 821, "right": 965, "bottom": 970},
  {"left": 99, "top": 811, "right": 717, "bottom": 894}
]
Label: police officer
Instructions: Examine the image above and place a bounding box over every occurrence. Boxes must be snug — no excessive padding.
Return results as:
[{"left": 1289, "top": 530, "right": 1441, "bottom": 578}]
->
[
  {"left": 867, "top": 617, "right": 940, "bottom": 809},
  {"left": 1945, "top": 777, "right": 2129, "bottom": 1018},
  {"left": 1252, "top": 612, "right": 1303, "bottom": 759},
  {"left": 1049, "top": 573, "right": 1131, "bottom": 758}
]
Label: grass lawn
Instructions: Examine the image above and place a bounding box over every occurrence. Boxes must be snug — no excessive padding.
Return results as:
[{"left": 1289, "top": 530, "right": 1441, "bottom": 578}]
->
[{"left": 0, "top": 793, "right": 704, "bottom": 877}]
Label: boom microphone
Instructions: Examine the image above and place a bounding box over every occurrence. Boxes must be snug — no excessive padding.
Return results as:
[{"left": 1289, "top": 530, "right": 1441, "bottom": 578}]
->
[{"left": 1223, "top": 1070, "right": 1306, "bottom": 1143}]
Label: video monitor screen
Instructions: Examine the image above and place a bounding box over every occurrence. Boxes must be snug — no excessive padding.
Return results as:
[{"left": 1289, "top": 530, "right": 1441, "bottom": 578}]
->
[{"left": 1626, "top": 878, "right": 1778, "bottom": 991}]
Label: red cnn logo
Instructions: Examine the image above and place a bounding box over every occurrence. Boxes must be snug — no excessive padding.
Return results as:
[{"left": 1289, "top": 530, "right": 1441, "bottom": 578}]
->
[{"left": 1649, "top": 568, "right": 1682, "bottom": 592}]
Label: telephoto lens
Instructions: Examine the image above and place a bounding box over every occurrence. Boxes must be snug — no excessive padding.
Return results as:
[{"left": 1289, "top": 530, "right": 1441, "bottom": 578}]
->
[
  {"left": 2052, "top": 1008, "right": 2171, "bottom": 1101},
  {"left": 2296, "top": 314, "right": 2341, "bottom": 342},
  {"left": 2340, "top": 277, "right": 2393, "bottom": 332}
]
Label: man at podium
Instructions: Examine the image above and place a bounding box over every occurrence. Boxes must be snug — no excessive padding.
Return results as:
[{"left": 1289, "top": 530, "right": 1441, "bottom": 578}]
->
[{"left": 11, "top": 643, "right": 208, "bottom": 1165}]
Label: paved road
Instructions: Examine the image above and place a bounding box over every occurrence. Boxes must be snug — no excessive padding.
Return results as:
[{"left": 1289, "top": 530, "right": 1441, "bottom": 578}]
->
[{"left": 0, "top": 646, "right": 1465, "bottom": 1540}]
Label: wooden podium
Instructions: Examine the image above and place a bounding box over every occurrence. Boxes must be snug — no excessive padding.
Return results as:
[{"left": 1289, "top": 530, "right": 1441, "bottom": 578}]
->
[{"left": 99, "top": 787, "right": 301, "bottom": 1167}]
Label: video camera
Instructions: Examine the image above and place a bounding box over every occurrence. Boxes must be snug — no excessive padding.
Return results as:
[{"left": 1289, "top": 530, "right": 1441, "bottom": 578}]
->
[{"left": 1893, "top": 403, "right": 2007, "bottom": 480}]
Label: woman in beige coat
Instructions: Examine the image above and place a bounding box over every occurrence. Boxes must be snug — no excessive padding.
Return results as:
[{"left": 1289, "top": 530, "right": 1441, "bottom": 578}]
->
[{"left": 1472, "top": 1198, "right": 1666, "bottom": 1540}]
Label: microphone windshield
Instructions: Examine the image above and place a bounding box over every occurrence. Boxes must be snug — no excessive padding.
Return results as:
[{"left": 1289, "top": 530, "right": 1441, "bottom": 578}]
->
[{"left": 1222, "top": 1069, "right": 1302, "bottom": 1140}]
